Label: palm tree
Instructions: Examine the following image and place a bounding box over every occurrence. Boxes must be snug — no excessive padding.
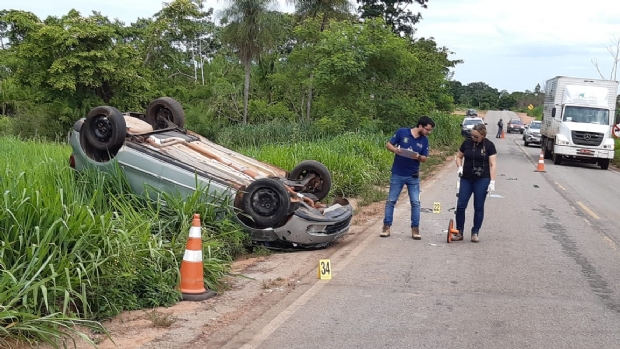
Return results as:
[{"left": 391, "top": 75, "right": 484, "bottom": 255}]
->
[
  {"left": 286, "top": 0, "right": 353, "bottom": 119},
  {"left": 221, "top": 0, "right": 278, "bottom": 124}
]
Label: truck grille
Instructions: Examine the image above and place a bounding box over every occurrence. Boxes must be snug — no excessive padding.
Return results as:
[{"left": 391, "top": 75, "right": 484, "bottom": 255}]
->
[{"left": 571, "top": 131, "right": 603, "bottom": 146}]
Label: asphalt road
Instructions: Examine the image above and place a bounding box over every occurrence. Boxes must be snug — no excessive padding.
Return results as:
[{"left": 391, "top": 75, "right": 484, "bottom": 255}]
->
[{"left": 215, "top": 110, "right": 620, "bottom": 349}]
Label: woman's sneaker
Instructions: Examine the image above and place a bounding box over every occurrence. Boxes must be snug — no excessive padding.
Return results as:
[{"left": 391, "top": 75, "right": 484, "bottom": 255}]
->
[{"left": 471, "top": 234, "right": 479, "bottom": 243}]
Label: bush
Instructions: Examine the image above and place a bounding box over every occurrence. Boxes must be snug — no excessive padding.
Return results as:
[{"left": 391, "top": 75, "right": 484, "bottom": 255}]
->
[{"left": 0, "top": 116, "right": 11, "bottom": 136}]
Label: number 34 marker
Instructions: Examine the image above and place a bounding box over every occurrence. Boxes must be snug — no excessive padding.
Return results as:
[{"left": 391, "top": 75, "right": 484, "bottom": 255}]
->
[{"left": 318, "top": 259, "right": 332, "bottom": 279}]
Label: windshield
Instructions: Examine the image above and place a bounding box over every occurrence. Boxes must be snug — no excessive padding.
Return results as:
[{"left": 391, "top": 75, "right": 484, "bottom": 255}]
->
[
  {"left": 563, "top": 106, "right": 609, "bottom": 124},
  {"left": 510, "top": 120, "right": 523, "bottom": 125},
  {"left": 529, "top": 122, "right": 541, "bottom": 129},
  {"left": 463, "top": 119, "right": 482, "bottom": 126}
]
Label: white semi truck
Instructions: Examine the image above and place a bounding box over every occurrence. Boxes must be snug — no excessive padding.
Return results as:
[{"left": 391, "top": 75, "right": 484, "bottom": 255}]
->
[{"left": 541, "top": 76, "right": 619, "bottom": 170}]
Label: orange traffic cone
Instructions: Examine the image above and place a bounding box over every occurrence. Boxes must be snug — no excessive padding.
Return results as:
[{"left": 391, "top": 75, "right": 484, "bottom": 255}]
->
[
  {"left": 501, "top": 130, "right": 505, "bottom": 139},
  {"left": 535, "top": 150, "right": 546, "bottom": 172},
  {"left": 180, "top": 214, "right": 216, "bottom": 301}
]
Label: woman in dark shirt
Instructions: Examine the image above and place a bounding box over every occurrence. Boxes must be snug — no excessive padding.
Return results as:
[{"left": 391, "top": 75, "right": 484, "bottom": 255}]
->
[{"left": 453, "top": 123, "right": 497, "bottom": 242}]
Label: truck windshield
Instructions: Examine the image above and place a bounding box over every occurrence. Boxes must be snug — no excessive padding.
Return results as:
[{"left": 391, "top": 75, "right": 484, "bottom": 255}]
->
[{"left": 563, "top": 106, "right": 609, "bottom": 124}]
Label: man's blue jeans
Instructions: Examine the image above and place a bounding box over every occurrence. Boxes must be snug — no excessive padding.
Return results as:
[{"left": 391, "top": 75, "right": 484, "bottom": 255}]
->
[
  {"left": 383, "top": 173, "right": 421, "bottom": 228},
  {"left": 456, "top": 177, "right": 490, "bottom": 234}
]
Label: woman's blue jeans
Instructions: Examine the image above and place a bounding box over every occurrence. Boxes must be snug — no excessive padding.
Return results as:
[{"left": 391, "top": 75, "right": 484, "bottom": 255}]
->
[
  {"left": 383, "top": 173, "right": 421, "bottom": 228},
  {"left": 456, "top": 177, "right": 490, "bottom": 234}
]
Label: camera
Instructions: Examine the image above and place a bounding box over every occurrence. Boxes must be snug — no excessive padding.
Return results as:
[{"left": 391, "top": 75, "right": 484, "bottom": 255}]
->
[{"left": 473, "top": 167, "right": 483, "bottom": 178}]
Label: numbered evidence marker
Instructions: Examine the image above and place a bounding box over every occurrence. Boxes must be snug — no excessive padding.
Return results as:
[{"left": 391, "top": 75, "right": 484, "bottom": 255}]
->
[
  {"left": 318, "top": 259, "right": 332, "bottom": 280},
  {"left": 433, "top": 202, "right": 441, "bottom": 214}
]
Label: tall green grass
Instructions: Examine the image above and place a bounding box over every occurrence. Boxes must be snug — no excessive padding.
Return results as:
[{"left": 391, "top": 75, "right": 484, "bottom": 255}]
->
[{"left": 0, "top": 137, "right": 246, "bottom": 347}]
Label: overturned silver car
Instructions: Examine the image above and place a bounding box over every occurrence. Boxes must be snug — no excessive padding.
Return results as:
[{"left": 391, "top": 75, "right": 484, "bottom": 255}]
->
[{"left": 68, "top": 97, "right": 353, "bottom": 248}]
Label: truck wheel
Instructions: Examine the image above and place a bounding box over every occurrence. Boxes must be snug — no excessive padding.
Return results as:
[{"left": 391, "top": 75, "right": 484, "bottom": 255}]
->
[
  {"left": 599, "top": 159, "right": 610, "bottom": 170},
  {"left": 552, "top": 148, "right": 562, "bottom": 165},
  {"left": 84, "top": 106, "right": 127, "bottom": 151},
  {"left": 543, "top": 139, "right": 552, "bottom": 159},
  {"left": 146, "top": 97, "right": 186, "bottom": 129}
]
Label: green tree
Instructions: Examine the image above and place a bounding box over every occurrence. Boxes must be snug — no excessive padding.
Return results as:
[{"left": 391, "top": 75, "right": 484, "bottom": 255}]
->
[
  {"left": 4, "top": 10, "right": 149, "bottom": 113},
  {"left": 221, "top": 0, "right": 279, "bottom": 124},
  {"left": 143, "top": 0, "right": 215, "bottom": 85},
  {"left": 498, "top": 93, "right": 517, "bottom": 110},
  {"left": 287, "top": 0, "right": 353, "bottom": 119},
  {"left": 357, "top": 0, "right": 429, "bottom": 37}
]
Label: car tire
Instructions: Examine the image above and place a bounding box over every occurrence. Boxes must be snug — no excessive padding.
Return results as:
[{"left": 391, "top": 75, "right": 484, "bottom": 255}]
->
[
  {"left": 288, "top": 160, "right": 332, "bottom": 201},
  {"left": 146, "top": 97, "right": 186, "bottom": 129},
  {"left": 243, "top": 178, "right": 291, "bottom": 229},
  {"left": 84, "top": 106, "right": 127, "bottom": 151}
]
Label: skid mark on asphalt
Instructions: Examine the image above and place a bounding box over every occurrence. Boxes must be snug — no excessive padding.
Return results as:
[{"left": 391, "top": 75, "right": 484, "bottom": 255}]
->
[{"left": 536, "top": 205, "right": 620, "bottom": 314}]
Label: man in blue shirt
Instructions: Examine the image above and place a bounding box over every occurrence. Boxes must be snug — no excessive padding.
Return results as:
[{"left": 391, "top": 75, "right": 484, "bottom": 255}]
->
[{"left": 381, "top": 116, "right": 435, "bottom": 240}]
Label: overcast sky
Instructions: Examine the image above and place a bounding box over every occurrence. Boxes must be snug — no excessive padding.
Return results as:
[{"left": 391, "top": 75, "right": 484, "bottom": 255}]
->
[{"left": 9, "top": 0, "right": 620, "bottom": 93}]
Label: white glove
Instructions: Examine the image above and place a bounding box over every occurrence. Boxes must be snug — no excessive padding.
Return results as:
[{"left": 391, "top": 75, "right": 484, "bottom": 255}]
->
[
  {"left": 457, "top": 166, "right": 463, "bottom": 177},
  {"left": 487, "top": 180, "right": 495, "bottom": 193}
]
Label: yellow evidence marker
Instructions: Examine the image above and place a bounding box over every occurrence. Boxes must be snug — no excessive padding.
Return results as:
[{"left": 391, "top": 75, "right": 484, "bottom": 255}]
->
[
  {"left": 318, "top": 259, "right": 332, "bottom": 280},
  {"left": 433, "top": 202, "right": 441, "bottom": 214}
]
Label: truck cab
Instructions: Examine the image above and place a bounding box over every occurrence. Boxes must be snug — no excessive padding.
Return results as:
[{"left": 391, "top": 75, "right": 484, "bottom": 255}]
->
[{"left": 540, "top": 77, "right": 618, "bottom": 170}]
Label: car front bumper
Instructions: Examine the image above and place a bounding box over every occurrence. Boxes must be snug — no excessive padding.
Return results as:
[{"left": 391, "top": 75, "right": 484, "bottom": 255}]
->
[
  {"left": 525, "top": 134, "right": 541, "bottom": 144},
  {"left": 246, "top": 199, "right": 354, "bottom": 248}
]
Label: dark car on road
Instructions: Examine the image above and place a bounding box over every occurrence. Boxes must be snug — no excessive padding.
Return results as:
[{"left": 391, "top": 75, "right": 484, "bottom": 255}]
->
[
  {"left": 466, "top": 109, "right": 478, "bottom": 117},
  {"left": 68, "top": 97, "right": 353, "bottom": 249},
  {"left": 506, "top": 119, "right": 525, "bottom": 133}
]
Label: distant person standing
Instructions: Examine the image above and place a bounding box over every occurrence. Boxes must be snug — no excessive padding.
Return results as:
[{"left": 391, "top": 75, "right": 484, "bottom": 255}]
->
[
  {"left": 496, "top": 118, "right": 503, "bottom": 138},
  {"left": 380, "top": 116, "right": 435, "bottom": 240}
]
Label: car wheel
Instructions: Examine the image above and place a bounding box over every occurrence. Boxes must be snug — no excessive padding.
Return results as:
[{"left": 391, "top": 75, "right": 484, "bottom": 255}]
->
[
  {"left": 288, "top": 160, "right": 332, "bottom": 201},
  {"left": 146, "top": 97, "right": 186, "bottom": 129},
  {"left": 243, "top": 178, "right": 291, "bottom": 228},
  {"left": 84, "top": 106, "right": 127, "bottom": 151}
]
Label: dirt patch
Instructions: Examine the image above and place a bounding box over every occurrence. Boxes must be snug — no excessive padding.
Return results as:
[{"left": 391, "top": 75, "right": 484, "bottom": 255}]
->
[{"left": 514, "top": 112, "right": 536, "bottom": 125}]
